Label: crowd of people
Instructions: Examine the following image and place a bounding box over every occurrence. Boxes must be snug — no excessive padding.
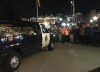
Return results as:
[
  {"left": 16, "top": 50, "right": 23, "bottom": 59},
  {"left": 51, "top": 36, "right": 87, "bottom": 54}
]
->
[{"left": 54, "top": 22, "right": 100, "bottom": 47}]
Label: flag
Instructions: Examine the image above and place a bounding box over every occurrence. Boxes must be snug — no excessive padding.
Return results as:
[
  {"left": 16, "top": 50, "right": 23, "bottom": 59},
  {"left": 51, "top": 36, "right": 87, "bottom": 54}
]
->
[{"left": 36, "top": 0, "right": 40, "bottom": 7}]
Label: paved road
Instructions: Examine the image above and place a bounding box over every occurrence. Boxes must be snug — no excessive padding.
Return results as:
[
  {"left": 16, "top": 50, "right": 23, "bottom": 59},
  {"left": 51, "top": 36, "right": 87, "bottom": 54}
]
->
[{"left": 16, "top": 43, "right": 100, "bottom": 72}]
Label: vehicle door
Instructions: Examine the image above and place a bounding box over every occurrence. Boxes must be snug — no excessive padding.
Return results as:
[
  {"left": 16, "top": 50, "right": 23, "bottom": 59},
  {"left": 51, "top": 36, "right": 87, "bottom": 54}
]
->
[
  {"left": 13, "top": 23, "right": 35, "bottom": 54},
  {"left": 40, "top": 24, "right": 50, "bottom": 48},
  {"left": 32, "top": 24, "right": 42, "bottom": 50}
]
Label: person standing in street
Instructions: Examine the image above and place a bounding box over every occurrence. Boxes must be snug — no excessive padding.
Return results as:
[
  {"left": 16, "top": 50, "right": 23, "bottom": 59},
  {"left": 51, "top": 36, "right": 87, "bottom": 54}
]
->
[
  {"left": 64, "top": 27, "right": 70, "bottom": 43},
  {"left": 60, "top": 26, "right": 66, "bottom": 43}
]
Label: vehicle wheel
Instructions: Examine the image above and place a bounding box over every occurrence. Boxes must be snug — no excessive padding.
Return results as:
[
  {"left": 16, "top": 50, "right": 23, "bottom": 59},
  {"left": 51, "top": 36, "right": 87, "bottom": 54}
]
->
[
  {"left": 48, "top": 41, "right": 55, "bottom": 51},
  {"left": 4, "top": 52, "right": 21, "bottom": 72}
]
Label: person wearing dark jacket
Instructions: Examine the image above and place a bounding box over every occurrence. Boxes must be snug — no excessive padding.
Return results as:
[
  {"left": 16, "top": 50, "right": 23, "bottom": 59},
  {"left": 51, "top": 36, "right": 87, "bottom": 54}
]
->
[
  {"left": 84, "top": 24, "right": 91, "bottom": 45},
  {"left": 73, "top": 26, "right": 80, "bottom": 44}
]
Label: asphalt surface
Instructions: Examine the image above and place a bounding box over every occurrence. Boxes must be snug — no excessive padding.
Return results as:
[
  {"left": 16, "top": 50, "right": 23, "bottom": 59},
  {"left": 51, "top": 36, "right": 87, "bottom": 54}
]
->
[{"left": 14, "top": 43, "right": 100, "bottom": 72}]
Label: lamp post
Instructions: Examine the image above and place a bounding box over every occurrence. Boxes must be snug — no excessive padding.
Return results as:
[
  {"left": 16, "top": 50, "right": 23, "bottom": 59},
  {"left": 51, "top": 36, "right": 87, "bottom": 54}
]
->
[
  {"left": 70, "top": 1, "right": 73, "bottom": 16},
  {"left": 71, "top": 0, "right": 75, "bottom": 15},
  {"left": 72, "top": 0, "right": 75, "bottom": 14},
  {"left": 71, "top": 0, "right": 75, "bottom": 24},
  {"left": 36, "top": 0, "right": 40, "bottom": 21}
]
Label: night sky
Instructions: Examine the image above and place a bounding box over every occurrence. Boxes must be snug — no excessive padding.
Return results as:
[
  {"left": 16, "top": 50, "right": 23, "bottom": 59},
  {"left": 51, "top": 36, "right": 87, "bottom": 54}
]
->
[{"left": 0, "top": 0, "right": 100, "bottom": 19}]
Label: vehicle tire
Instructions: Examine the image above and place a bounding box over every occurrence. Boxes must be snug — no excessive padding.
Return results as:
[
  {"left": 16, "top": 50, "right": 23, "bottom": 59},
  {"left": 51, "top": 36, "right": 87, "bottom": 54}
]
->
[
  {"left": 48, "top": 41, "right": 55, "bottom": 51},
  {"left": 4, "top": 52, "right": 21, "bottom": 72}
]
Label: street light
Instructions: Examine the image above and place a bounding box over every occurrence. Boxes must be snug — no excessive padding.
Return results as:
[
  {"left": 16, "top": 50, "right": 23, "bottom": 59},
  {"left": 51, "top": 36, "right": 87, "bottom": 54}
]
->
[
  {"left": 93, "top": 16, "right": 98, "bottom": 21},
  {"left": 59, "top": 18, "right": 63, "bottom": 21},
  {"left": 62, "top": 23, "right": 66, "bottom": 26},
  {"left": 90, "top": 19, "right": 93, "bottom": 23}
]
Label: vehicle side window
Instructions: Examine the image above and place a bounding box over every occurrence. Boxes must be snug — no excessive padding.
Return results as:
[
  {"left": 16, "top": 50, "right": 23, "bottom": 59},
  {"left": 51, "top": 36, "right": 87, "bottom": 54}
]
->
[
  {"left": 32, "top": 24, "right": 41, "bottom": 34},
  {"left": 40, "top": 24, "right": 49, "bottom": 33}
]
